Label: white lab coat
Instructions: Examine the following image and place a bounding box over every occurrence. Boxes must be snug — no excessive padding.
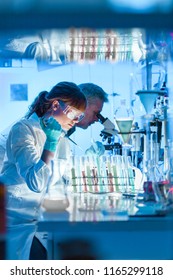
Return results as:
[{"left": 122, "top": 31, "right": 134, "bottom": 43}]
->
[
  {"left": 0, "top": 113, "right": 71, "bottom": 259},
  {"left": 0, "top": 134, "right": 6, "bottom": 172},
  {"left": 0, "top": 122, "right": 19, "bottom": 172}
]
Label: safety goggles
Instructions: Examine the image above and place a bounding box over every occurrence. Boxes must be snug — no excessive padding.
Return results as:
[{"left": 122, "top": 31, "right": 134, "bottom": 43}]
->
[{"left": 59, "top": 101, "right": 85, "bottom": 123}]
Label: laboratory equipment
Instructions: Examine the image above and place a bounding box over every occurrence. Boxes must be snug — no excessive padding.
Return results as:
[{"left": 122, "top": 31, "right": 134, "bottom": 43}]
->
[
  {"left": 94, "top": 56, "right": 171, "bottom": 204},
  {"left": 130, "top": 122, "right": 142, "bottom": 167},
  {"left": 97, "top": 113, "right": 122, "bottom": 155},
  {"left": 66, "top": 136, "right": 84, "bottom": 152},
  {"left": 136, "top": 90, "right": 163, "bottom": 174},
  {"left": 70, "top": 154, "right": 142, "bottom": 195},
  {"left": 114, "top": 99, "right": 134, "bottom": 157},
  {"left": 135, "top": 86, "right": 170, "bottom": 204},
  {"left": 96, "top": 113, "right": 118, "bottom": 137},
  {"left": 41, "top": 159, "right": 70, "bottom": 212}
]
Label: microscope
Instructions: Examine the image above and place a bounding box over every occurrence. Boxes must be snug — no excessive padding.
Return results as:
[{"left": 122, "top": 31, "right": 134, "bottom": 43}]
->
[
  {"left": 96, "top": 113, "right": 122, "bottom": 154},
  {"left": 96, "top": 112, "right": 143, "bottom": 166}
]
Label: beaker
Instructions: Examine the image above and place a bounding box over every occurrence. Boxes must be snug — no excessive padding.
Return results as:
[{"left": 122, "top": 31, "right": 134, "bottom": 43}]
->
[{"left": 41, "top": 159, "right": 70, "bottom": 212}]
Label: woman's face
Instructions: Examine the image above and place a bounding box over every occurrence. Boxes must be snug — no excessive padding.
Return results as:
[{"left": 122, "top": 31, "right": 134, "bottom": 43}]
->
[{"left": 52, "top": 100, "right": 85, "bottom": 131}]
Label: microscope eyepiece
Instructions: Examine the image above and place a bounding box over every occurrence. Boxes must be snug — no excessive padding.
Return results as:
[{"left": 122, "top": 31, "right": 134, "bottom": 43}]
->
[{"left": 96, "top": 113, "right": 107, "bottom": 124}]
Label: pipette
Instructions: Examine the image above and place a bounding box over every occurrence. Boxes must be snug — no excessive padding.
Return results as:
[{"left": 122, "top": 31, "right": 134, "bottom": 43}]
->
[{"left": 66, "top": 136, "right": 84, "bottom": 151}]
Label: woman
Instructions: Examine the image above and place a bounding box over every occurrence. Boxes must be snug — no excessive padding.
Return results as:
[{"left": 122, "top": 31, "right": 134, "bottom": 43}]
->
[{"left": 0, "top": 81, "right": 87, "bottom": 259}]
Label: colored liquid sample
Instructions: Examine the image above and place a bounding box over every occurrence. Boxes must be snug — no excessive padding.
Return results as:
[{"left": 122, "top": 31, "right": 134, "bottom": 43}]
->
[{"left": 115, "top": 118, "right": 133, "bottom": 143}]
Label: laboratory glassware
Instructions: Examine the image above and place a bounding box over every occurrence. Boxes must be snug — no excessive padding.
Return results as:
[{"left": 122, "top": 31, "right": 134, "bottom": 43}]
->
[
  {"left": 41, "top": 159, "right": 70, "bottom": 212},
  {"left": 114, "top": 99, "right": 134, "bottom": 157}
]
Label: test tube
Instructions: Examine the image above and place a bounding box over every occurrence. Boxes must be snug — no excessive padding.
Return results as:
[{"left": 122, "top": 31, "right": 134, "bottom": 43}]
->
[
  {"left": 111, "top": 155, "right": 120, "bottom": 192},
  {"left": 95, "top": 155, "right": 104, "bottom": 193},
  {"left": 100, "top": 155, "right": 108, "bottom": 191},
  {"left": 106, "top": 155, "right": 114, "bottom": 192},
  {"left": 70, "top": 155, "right": 77, "bottom": 193},
  {"left": 127, "top": 156, "right": 135, "bottom": 193},
  {"left": 121, "top": 156, "right": 128, "bottom": 193},
  {"left": 117, "top": 155, "right": 125, "bottom": 192},
  {"left": 90, "top": 156, "right": 99, "bottom": 193},
  {"left": 85, "top": 156, "right": 93, "bottom": 192},
  {"left": 80, "top": 156, "right": 87, "bottom": 192}
]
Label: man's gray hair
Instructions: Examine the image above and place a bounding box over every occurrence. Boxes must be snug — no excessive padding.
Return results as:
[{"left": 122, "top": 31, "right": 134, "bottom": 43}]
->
[{"left": 78, "top": 83, "right": 109, "bottom": 104}]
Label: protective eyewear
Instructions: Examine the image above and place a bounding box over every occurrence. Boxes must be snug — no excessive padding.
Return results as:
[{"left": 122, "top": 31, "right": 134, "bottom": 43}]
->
[{"left": 59, "top": 101, "right": 85, "bottom": 123}]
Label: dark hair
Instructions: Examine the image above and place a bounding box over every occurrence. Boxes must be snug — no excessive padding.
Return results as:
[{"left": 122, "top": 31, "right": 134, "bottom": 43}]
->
[
  {"left": 25, "top": 81, "right": 87, "bottom": 118},
  {"left": 78, "top": 83, "right": 109, "bottom": 104}
]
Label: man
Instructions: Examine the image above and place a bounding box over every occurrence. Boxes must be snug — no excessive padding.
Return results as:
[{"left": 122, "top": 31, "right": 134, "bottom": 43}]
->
[
  {"left": 77, "top": 83, "right": 109, "bottom": 129},
  {"left": 67, "top": 83, "right": 109, "bottom": 155}
]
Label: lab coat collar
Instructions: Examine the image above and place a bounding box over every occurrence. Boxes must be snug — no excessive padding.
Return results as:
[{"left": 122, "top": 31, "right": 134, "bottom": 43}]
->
[{"left": 28, "top": 113, "right": 41, "bottom": 128}]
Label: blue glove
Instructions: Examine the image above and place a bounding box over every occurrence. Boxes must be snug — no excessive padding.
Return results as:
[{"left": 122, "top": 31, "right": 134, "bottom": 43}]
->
[
  {"left": 40, "top": 117, "right": 62, "bottom": 152},
  {"left": 85, "top": 141, "right": 105, "bottom": 156}
]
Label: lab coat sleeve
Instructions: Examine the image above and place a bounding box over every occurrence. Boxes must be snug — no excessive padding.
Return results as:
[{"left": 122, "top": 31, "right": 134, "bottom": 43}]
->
[{"left": 7, "top": 121, "right": 50, "bottom": 193}]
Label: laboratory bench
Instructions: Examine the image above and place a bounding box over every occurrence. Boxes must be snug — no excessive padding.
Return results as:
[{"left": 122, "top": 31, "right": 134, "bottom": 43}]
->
[{"left": 37, "top": 192, "right": 173, "bottom": 260}]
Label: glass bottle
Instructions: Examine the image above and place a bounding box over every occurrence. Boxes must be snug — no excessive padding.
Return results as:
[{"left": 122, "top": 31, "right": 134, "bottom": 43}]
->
[{"left": 41, "top": 159, "right": 69, "bottom": 212}]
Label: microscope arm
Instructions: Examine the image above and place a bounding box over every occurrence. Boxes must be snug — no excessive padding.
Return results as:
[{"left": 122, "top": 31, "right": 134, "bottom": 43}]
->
[{"left": 97, "top": 113, "right": 118, "bottom": 137}]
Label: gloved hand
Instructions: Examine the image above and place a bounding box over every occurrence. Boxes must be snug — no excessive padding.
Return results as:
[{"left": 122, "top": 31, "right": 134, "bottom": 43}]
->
[
  {"left": 40, "top": 117, "right": 62, "bottom": 152},
  {"left": 85, "top": 141, "right": 105, "bottom": 157}
]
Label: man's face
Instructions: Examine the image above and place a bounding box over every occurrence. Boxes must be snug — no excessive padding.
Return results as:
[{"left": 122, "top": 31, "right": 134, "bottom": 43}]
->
[{"left": 76, "top": 98, "right": 104, "bottom": 129}]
